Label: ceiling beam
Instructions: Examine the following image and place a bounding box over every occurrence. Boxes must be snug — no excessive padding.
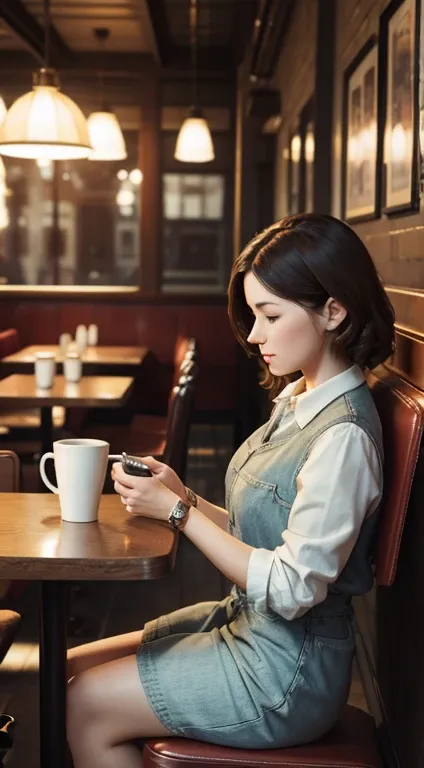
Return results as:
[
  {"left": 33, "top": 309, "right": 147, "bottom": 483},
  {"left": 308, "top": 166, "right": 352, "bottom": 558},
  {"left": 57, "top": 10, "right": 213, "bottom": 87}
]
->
[
  {"left": 0, "top": 0, "right": 73, "bottom": 65},
  {"left": 0, "top": 50, "right": 154, "bottom": 76},
  {"left": 144, "top": 0, "right": 174, "bottom": 66}
]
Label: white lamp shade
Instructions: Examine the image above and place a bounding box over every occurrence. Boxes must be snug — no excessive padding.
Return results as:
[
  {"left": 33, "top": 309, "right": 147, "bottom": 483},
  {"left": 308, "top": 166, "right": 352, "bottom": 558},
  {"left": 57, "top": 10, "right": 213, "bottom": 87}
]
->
[
  {"left": 0, "top": 85, "right": 92, "bottom": 160},
  {"left": 87, "top": 111, "right": 127, "bottom": 161},
  {"left": 0, "top": 97, "right": 7, "bottom": 128},
  {"left": 174, "top": 116, "right": 215, "bottom": 163}
]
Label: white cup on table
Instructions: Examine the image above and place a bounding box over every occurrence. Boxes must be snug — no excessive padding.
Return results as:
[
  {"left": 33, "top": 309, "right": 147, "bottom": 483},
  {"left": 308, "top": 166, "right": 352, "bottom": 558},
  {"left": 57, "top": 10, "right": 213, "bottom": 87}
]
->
[
  {"left": 34, "top": 351, "right": 56, "bottom": 389},
  {"left": 39, "top": 438, "right": 114, "bottom": 523},
  {"left": 64, "top": 352, "right": 82, "bottom": 383}
]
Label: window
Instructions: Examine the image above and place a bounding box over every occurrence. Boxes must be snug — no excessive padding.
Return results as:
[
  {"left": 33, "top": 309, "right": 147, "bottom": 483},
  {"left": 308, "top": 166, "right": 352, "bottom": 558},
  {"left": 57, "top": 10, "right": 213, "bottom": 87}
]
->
[
  {"left": 162, "top": 174, "right": 226, "bottom": 293},
  {"left": 0, "top": 129, "right": 142, "bottom": 287}
]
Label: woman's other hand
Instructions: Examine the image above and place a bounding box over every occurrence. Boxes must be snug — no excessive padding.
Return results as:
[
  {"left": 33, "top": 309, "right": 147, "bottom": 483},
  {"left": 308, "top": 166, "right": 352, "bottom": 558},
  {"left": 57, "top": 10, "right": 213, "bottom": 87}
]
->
[{"left": 111, "top": 461, "right": 178, "bottom": 520}]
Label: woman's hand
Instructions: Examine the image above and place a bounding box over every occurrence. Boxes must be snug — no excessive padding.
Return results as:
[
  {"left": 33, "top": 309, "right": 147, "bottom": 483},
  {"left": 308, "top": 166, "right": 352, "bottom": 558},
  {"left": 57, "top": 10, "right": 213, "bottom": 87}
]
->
[
  {"left": 132, "top": 456, "right": 189, "bottom": 503},
  {"left": 111, "top": 461, "right": 179, "bottom": 521}
]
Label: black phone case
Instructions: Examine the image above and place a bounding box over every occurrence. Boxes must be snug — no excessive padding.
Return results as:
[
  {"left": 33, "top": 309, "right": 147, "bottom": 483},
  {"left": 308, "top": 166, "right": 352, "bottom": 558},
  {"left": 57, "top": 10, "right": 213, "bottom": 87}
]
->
[{"left": 121, "top": 454, "right": 153, "bottom": 477}]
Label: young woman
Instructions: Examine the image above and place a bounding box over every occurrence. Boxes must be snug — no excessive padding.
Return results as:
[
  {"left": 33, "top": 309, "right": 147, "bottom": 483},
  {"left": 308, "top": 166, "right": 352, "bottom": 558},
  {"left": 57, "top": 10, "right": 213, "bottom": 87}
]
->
[{"left": 67, "top": 213, "right": 395, "bottom": 768}]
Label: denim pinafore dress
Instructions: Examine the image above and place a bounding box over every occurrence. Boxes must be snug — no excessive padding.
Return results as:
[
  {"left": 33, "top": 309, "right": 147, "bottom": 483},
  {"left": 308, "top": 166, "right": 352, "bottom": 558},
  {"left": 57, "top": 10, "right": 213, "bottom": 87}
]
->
[{"left": 136, "top": 381, "right": 383, "bottom": 748}]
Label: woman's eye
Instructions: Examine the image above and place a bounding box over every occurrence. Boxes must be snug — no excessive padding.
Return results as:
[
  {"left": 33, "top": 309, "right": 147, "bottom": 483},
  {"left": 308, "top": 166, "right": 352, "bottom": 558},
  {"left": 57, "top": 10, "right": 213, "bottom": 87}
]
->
[{"left": 266, "top": 316, "right": 279, "bottom": 324}]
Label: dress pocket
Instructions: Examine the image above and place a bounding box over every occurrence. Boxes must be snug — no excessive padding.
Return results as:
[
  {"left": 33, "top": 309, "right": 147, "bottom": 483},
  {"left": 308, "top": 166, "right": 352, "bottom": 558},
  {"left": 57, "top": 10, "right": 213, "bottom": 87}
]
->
[{"left": 238, "top": 469, "right": 291, "bottom": 508}]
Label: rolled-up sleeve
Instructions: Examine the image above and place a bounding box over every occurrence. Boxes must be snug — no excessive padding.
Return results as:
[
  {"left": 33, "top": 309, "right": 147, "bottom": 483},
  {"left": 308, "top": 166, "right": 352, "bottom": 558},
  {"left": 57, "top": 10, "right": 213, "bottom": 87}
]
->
[{"left": 246, "top": 423, "right": 382, "bottom": 620}]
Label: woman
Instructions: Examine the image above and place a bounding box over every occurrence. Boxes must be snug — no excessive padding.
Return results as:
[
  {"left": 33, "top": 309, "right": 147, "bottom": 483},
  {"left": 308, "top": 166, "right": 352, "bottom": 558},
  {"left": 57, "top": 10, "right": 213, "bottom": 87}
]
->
[{"left": 67, "top": 213, "right": 395, "bottom": 768}]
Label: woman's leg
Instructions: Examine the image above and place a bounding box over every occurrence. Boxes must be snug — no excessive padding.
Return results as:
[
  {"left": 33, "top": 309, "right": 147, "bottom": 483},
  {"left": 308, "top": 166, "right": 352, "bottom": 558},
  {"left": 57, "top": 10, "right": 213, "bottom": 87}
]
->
[
  {"left": 67, "top": 654, "right": 172, "bottom": 768},
  {"left": 67, "top": 630, "right": 143, "bottom": 679}
]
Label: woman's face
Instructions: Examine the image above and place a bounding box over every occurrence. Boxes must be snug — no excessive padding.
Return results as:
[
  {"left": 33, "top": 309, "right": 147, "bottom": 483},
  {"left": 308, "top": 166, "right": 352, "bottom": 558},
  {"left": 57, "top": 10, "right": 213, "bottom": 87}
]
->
[{"left": 243, "top": 271, "right": 330, "bottom": 377}]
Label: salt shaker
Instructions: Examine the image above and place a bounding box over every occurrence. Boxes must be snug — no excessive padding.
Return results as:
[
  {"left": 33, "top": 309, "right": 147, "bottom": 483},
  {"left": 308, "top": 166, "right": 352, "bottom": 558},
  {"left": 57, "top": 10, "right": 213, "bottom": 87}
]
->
[
  {"left": 75, "top": 324, "right": 88, "bottom": 353},
  {"left": 87, "top": 324, "right": 98, "bottom": 347},
  {"left": 59, "top": 332, "right": 72, "bottom": 356}
]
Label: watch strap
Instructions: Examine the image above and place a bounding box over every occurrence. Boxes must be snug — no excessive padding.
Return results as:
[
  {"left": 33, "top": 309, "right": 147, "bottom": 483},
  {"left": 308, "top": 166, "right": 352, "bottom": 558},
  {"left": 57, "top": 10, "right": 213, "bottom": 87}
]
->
[{"left": 185, "top": 486, "right": 198, "bottom": 507}]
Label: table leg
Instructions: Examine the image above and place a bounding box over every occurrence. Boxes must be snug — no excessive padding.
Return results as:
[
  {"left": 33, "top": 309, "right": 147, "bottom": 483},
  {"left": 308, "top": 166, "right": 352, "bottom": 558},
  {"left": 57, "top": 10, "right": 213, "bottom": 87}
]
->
[
  {"left": 40, "top": 581, "right": 68, "bottom": 768},
  {"left": 40, "top": 407, "right": 53, "bottom": 455}
]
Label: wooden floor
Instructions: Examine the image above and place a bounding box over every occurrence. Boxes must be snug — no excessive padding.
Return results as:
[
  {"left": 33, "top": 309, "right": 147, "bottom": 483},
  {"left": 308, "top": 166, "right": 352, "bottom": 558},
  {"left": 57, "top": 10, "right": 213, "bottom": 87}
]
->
[{"left": 0, "top": 424, "right": 368, "bottom": 767}]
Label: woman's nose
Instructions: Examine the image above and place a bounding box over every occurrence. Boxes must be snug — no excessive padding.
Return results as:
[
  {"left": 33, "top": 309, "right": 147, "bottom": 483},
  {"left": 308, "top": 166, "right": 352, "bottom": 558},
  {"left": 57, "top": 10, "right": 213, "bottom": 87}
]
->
[{"left": 247, "top": 321, "right": 266, "bottom": 345}]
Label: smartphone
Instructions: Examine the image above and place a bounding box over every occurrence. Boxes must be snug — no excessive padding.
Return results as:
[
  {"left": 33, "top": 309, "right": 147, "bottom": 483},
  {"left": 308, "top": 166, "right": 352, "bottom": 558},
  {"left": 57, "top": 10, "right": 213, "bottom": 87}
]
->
[{"left": 120, "top": 452, "right": 153, "bottom": 477}]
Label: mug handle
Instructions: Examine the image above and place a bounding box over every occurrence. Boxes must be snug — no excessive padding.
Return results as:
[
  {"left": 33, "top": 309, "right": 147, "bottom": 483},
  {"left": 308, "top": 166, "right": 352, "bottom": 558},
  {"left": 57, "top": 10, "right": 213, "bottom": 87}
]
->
[{"left": 39, "top": 453, "right": 58, "bottom": 493}]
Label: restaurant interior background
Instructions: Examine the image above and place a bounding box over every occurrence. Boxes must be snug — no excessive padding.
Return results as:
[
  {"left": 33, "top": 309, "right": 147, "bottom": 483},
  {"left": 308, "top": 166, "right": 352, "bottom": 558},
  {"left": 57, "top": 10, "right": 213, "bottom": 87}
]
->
[{"left": 0, "top": 1, "right": 423, "bottom": 767}]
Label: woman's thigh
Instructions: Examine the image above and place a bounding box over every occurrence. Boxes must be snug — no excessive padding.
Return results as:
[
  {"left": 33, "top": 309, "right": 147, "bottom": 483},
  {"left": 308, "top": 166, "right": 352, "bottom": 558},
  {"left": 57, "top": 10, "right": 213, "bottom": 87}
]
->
[
  {"left": 67, "top": 654, "right": 172, "bottom": 746},
  {"left": 67, "top": 630, "right": 143, "bottom": 679}
]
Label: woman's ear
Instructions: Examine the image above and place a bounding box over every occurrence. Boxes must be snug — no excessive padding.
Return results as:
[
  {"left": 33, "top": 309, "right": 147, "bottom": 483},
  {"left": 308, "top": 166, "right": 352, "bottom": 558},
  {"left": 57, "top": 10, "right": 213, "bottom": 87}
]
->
[{"left": 324, "top": 298, "right": 347, "bottom": 331}]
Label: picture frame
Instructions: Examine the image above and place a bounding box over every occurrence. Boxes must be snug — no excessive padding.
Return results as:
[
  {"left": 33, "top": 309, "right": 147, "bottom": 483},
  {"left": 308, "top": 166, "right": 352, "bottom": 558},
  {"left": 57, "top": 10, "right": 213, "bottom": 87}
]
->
[
  {"left": 381, "top": 0, "right": 420, "bottom": 215},
  {"left": 342, "top": 38, "right": 380, "bottom": 223}
]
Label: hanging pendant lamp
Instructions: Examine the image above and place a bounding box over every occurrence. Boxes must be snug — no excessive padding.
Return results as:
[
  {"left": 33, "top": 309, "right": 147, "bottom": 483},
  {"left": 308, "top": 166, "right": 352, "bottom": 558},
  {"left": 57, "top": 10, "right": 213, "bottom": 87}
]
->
[
  {"left": 0, "top": 97, "right": 7, "bottom": 128},
  {"left": 174, "top": 0, "right": 214, "bottom": 163},
  {"left": 87, "top": 28, "right": 127, "bottom": 161},
  {"left": 0, "top": 0, "right": 91, "bottom": 160}
]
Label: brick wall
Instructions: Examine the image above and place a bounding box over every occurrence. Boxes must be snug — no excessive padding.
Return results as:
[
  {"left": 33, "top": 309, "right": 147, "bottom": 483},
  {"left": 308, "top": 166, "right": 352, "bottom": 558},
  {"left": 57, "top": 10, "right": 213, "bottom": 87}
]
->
[
  {"left": 272, "top": 0, "right": 424, "bottom": 318},
  {"left": 272, "top": 0, "right": 318, "bottom": 220}
]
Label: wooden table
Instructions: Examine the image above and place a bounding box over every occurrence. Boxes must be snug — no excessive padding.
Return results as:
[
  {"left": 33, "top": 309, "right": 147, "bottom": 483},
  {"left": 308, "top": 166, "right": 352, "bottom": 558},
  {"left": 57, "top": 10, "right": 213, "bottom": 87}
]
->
[
  {"left": 0, "top": 375, "right": 134, "bottom": 454},
  {"left": 0, "top": 493, "right": 178, "bottom": 768},
  {"left": 0, "top": 345, "right": 149, "bottom": 376}
]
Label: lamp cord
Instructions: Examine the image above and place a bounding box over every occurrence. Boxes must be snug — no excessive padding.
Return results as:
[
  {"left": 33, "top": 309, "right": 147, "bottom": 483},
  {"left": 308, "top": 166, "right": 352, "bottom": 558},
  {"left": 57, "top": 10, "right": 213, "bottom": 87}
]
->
[
  {"left": 44, "top": 0, "right": 51, "bottom": 68},
  {"left": 189, "top": 0, "right": 198, "bottom": 109}
]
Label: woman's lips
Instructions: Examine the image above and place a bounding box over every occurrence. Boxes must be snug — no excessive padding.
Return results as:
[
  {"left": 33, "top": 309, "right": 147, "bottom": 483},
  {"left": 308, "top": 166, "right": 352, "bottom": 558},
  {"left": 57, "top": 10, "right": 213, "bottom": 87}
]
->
[{"left": 262, "top": 354, "right": 275, "bottom": 364}]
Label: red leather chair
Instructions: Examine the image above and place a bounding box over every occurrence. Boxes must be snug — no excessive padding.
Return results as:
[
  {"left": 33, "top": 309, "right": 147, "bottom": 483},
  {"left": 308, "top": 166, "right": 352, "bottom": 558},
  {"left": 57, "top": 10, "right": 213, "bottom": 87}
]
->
[
  {"left": 143, "top": 366, "right": 424, "bottom": 768},
  {"left": 0, "top": 330, "right": 20, "bottom": 361}
]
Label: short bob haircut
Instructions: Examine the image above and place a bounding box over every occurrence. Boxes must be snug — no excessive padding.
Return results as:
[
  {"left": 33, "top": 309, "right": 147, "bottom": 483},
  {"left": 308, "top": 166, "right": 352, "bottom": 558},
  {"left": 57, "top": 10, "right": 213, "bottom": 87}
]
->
[{"left": 228, "top": 213, "right": 395, "bottom": 398}]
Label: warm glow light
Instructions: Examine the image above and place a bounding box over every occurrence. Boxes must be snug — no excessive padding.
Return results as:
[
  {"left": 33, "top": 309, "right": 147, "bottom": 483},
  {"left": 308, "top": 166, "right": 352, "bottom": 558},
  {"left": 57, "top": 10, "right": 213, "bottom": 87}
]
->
[
  {"left": 305, "top": 130, "right": 315, "bottom": 164},
  {"left": 290, "top": 133, "right": 301, "bottom": 163},
  {"left": 117, "top": 169, "right": 128, "bottom": 181},
  {"left": 0, "top": 157, "right": 9, "bottom": 230},
  {"left": 0, "top": 70, "right": 92, "bottom": 160},
  {"left": 174, "top": 116, "right": 215, "bottom": 163},
  {"left": 116, "top": 186, "right": 135, "bottom": 207},
  {"left": 87, "top": 111, "right": 127, "bottom": 161},
  {"left": 391, "top": 122, "right": 410, "bottom": 163},
  {"left": 129, "top": 168, "right": 143, "bottom": 185}
]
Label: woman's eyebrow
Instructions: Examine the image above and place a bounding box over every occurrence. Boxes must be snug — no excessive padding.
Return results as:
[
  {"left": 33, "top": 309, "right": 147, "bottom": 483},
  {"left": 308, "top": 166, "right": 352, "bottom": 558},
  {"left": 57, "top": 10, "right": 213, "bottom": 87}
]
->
[{"left": 254, "top": 301, "right": 280, "bottom": 309}]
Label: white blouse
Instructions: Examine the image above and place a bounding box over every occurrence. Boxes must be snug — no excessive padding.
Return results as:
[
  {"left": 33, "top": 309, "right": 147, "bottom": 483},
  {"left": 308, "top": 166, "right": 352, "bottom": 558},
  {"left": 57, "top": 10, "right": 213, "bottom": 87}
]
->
[{"left": 246, "top": 366, "right": 383, "bottom": 621}]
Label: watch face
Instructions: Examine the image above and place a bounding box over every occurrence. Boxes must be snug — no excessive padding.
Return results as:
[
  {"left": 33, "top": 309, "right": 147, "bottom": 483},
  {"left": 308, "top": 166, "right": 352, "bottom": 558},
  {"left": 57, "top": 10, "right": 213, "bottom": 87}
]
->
[{"left": 174, "top": 507, "right": 185, "bottom": 520}]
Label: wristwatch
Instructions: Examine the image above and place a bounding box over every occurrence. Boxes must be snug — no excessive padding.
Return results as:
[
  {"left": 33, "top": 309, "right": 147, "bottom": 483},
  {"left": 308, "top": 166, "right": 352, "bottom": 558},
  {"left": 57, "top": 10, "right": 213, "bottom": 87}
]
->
[
  {"left": 168, "top": 499, "right": 190, "bottom": 530},
  {"left": 185, "top": 486, "right": 198, "bottom": 507}
]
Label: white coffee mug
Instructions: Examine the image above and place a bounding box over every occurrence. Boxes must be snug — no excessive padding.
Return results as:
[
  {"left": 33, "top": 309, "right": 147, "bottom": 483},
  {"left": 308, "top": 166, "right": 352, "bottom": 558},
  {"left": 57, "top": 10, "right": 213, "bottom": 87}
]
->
[
  {"left": 34, "top": 352, "right": 56, "bottom": 389},
  {"left": 64, "top": 353, "right": 82, "bottom": 383},
  {"left": 87, "top": 324, "right": 98, "bottom": 346},
  {"left": 39, "top": 438, "right": 112, "bottom": 523}
]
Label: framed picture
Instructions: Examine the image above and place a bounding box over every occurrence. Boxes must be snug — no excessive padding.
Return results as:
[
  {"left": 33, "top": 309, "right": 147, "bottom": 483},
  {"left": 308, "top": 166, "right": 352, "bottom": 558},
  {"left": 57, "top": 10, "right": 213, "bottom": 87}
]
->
[
  {"left": 381, "top": 0, "right": 420, "bottom": 214},
  {"left": 342, "top": 38, "right": 379, "bottom": 222}
]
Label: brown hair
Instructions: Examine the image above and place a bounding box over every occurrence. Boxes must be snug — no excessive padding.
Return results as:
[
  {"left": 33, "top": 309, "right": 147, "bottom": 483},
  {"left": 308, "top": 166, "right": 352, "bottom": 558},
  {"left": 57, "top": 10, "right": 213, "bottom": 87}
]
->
[{"left": 228, "top": 213, "right": 395, "bottom": 398}]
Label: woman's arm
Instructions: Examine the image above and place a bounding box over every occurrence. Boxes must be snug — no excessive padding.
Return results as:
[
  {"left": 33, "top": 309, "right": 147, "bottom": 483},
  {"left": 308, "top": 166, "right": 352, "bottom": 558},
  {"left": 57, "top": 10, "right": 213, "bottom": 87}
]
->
[
  {"left": 182, "top": 506, "right": 252, "bottom": 589},
  {"left": 190, "top": 495, "right": 229, "bottom": 531}
]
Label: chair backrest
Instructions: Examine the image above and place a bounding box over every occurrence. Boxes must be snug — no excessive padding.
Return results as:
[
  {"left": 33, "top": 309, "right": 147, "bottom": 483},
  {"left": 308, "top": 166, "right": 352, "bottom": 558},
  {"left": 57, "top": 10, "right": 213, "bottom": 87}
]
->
[
  {"left": 164, "top": 380, "right": 197, "bottom": 481},
  {"left": 0, "top": 329, "right": 20, "bottom": 360},
  {"left": 367, "top": 366, "right": 424, "bottom": 586},
  {"left": 0, "top": 451, "right": 20, "bottom": 492},
  {"left": 172, "top": 336, "right": 198, "bottom": 387}
]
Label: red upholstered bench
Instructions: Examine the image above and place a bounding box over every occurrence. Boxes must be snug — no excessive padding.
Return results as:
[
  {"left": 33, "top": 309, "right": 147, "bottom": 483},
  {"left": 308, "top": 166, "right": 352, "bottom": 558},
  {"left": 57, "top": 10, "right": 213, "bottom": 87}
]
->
[{"left": 143, "top": 366, "right": 424, "bottom": 768}]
